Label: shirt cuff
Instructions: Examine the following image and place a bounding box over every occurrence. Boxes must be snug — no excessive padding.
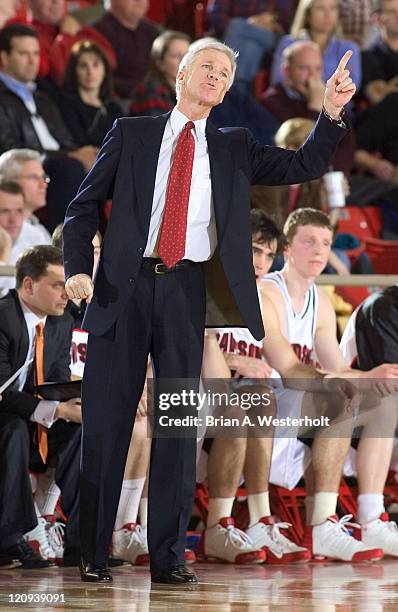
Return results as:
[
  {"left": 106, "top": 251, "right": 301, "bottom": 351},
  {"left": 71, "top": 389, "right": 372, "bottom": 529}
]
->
[
  {"left": 322, "top": 107, "right": 348, "bottom": 129},
  {"left": 30, "top": 400, "right": 59, "bottom": 428}
]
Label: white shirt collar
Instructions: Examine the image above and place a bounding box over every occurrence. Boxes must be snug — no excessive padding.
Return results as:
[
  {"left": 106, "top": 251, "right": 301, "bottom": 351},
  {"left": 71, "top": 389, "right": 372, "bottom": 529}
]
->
[
  {"left": 170, "top": 107, "right": 207, "bottom": 144},
  {"left": 18, "top": 294, "right": 47, "bottom": 333}
]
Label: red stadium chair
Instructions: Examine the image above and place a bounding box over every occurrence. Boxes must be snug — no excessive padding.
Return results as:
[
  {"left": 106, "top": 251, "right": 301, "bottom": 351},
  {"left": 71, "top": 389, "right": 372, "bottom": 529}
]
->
[{"left": 363, "top": 237, "right": 398, "bottom": 274}]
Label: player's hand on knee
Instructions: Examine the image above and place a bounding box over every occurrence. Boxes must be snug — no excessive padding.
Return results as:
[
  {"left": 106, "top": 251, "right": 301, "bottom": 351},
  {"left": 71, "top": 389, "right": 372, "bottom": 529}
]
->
[
  {"left": 65, "top": 274, "right": 94, "bottom": 303},
  {"left": 366, "top": 363, "right": 398, "bottom": 395}
]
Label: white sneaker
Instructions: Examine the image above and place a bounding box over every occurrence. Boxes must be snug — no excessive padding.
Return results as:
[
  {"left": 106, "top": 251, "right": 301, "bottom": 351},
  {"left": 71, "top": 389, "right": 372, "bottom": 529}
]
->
[
  {"left": 304, "top": 515, "right": 384, "bottom": 562},
  {"left": 46, "top": 518, "right": 65, "bottom": 564},
  {"left": 200, "top": 517, "right": 266, "bottom": 564},
  {"left": 112, "top": 523, "right": 149, "bottom": 565},
  {"left": 355, "top": 513, "right": 398, "bottom": 557},
  {"left": 246, "top": 516, "right": 310, "bottom": 564},
  {"left": 25, "top": 517, "right": 55, "bottom": 561}
]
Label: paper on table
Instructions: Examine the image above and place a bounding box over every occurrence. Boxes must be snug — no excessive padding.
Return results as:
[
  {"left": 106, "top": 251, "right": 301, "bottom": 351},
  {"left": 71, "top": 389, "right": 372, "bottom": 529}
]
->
[{"left": 0, "top": 358, "right": 34, "bottom": 394}]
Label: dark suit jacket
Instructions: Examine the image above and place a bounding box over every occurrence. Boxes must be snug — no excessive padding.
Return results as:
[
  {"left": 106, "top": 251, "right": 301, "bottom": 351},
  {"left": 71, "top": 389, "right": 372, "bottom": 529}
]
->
[
  {"left": 0, "top": 290, "right": 73, "bottom": 420},
  {"left": 63, "top": 111, "right": 347, "bottom": 341},
  {"left": 0, "top": 81, "right": 77, "bottom": 155}
]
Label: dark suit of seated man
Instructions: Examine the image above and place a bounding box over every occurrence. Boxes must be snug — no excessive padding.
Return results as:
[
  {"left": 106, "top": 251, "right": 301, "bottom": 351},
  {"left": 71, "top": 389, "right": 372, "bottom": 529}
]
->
[{"left": 0, "top": 245, "right": 81, "bottom": 569}]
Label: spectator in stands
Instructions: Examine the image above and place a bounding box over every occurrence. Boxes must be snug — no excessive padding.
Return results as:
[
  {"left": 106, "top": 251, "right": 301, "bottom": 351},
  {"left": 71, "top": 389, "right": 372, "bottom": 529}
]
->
[
  {"left": 355, "top": 92, "right": 398, "bottom": 237},
  {"left": 0, "top": 149, "right": 51, "bottom": 244},
  {"left": 130, "top": 30, "right": 190, "bottom": 117},
  {"left": 14, "top": 0, "right": 116, "bottom": 85},
  {"left": 0, "top": 0, "right": 18, "bottom": 28},
  {"left": 207, "top": 0, "right": 286, "bottom": 92},
  {"left": 0, "top": 226, "right": 13, "bottom": 298},
  {"left": 361, "top": 0, "right": 398, "bottom": 104},
  {"left": 93, "top": 0, "right": 160, "bottom": 101},
  {"left": 338, "top": 0, "right": 374, "bottom": 48},
  {"left": 0, "top": 24, "right": 98, "bottom": 231},
  {"left": 207, "top": 0, "right": 296, "bottom": 38},
  {"left": 355, "top": 92, "right": 398, "bottom": 182},
  {"left": 270, "top": 0, "right": 362, "bottom": 89},
  {"left": 0, "top": 181, "right": 49, "bottom": 265},
  {"left": 57, "top": 40, "right": 123, "bottom": 147},
  {"left": 262, "top": 41, "right": 356, "bottom": 173},
  {"left": 0, "top": 245, "right": 81, "bottom": 569}
]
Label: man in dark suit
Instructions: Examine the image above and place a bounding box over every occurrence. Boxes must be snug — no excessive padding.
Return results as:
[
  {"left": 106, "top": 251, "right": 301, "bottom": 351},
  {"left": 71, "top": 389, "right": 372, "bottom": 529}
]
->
[
  {"left": 0, "top": 245, "right": 81, "bottom": 568},
  {"left": 63, "top": 39, "right": 356, "bottom": 584},
  {"left": 0, "top": 24, "right": 98, "bottom": 230}
]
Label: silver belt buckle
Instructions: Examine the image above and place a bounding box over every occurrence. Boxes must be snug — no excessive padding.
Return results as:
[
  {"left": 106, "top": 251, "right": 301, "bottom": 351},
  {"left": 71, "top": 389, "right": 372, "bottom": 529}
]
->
[{"left": 154, "top": 262, "right": 168, "bottom": 274}]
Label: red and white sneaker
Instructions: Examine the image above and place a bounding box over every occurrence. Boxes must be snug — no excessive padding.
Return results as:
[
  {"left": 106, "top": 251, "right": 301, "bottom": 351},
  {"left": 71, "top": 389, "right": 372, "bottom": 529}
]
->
[
  {"left": 199, "top": 517, "right": 266, "bottom": 564},
  {"left": 353, "top": 512, "right": 398, "bottom": 557},
  {"left": 45, "top": 516, "right": 65, "bottom": 565},
  {"left": 246, "top": 516, "right": 310, "bottom": 564},
  {"left": 112, "top": 523, "right": 149, "bottom": 565},
  {"left": 25, "top": 517, "right": 56, "bottom": 562},
  {"left": 302, "top": 515, "right": 384, "bottom": 562}
]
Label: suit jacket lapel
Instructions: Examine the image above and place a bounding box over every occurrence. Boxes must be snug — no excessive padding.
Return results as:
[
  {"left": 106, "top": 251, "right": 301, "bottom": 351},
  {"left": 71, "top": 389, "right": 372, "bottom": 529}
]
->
[
  {"left": 11, "top": 291, "right": 30, "bottom": 370},
  {"left": 206, "top": 122, "right": 233, "bottom": 245},
  {"left": 131, "top": 113, "right": 169, "bottom": 233}
]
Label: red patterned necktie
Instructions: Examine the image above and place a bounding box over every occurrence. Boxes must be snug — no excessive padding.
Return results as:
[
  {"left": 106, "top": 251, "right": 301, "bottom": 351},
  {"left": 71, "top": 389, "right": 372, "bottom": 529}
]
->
[{"left": 158, "top": 121, "right": 195, "bottom": 268}]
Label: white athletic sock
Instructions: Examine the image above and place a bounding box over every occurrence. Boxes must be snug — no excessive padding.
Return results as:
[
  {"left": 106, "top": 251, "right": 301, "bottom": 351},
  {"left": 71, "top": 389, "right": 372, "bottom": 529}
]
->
[
  {"left": 114, "top": 478, "right": 146, "bottom": 530},
  {"left": 248, "top": 492, "right": 270, "bottom": 526},
  {"left": 34, "top": 469, "right": 60, "bottom": 517},
  {"left": 311, "top": 492, "right": 338, "bottom": 526},
  {"left": 139, "top": 497, "right": 148, "bottom": 528},
  {"left": 357, "top": 493, "right": 385, "bottom": 524},
  {"left": 207, "top": 497, "right": 235, "bottom": 528},
  {"left": 305, "top": 495, "right": 314, "bottom": 525}
]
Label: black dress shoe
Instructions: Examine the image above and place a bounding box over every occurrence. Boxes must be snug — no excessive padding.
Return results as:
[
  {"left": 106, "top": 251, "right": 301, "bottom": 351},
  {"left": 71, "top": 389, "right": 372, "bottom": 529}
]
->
[
  {"left": 0, "top": 538, "right": 55, "bottom": 569},
  {"left": 151, "top": 564, "right": 198, "bottom": 585},
  {"left": 79, "top": 559, "right": 113, "bottom": 582}
]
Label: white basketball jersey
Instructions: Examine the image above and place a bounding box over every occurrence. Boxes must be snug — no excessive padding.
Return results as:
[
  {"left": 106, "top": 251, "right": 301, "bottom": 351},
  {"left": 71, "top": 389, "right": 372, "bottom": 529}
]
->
[
  {"left": 261, "top": 271, "right": 319, "bottom": 367},
  {"left": 339, "top": 309, "right": 358, "bottom": 367},
  {"left": 214, "top": 285, "right": 264, "bottom": 361}
]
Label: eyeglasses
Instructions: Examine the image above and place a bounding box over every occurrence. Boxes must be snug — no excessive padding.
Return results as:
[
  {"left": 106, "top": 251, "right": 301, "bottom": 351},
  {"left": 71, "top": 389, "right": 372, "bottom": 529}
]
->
[{"left": 15, "top": 174, "right": 51, "bottom": 184}]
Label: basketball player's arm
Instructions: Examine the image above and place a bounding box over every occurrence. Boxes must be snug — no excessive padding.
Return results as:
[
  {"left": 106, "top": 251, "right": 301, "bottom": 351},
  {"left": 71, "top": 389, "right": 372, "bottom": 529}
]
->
[
  {"left": 260, "top": 290, "right": 324, "bottom": 385},
  {"left": 315, "top": 290, "right": 398, "bottom": 384},
  {"left": 202, "top": 331, "right": 231, "bottom": 379}
]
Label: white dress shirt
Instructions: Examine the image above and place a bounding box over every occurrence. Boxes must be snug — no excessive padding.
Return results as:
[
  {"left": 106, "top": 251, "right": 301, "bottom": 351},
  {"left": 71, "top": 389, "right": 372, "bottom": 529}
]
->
[
  {"left": 17, "top": 297, "right": 58, "bottom": 428},
  {"left": 144, "top": 107, "right": 217, "bottom": 261},
  {"left": 24, "top": 98, "right": 60, "bottom": 152},
  {"left": 10, "top": 220, "right": 52, "bottom": 265}
]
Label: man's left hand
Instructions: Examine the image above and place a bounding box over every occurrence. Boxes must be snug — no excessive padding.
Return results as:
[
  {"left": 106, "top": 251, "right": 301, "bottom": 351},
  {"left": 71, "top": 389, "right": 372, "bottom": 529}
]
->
[{"left": 324, "top": 50, "right": 356, "bottom": 120}]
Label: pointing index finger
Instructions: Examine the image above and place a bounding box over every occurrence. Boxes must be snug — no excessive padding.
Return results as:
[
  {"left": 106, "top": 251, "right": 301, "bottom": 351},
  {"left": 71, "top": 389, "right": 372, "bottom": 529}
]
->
[{"left": 337, "top": 50, "right": 353, "bottom": 73}]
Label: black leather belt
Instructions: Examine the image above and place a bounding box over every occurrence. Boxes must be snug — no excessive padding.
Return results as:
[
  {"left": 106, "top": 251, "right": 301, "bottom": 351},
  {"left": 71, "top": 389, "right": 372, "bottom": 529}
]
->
[{"left": 141, "top": 258, "right": 198, "bottom": 274}]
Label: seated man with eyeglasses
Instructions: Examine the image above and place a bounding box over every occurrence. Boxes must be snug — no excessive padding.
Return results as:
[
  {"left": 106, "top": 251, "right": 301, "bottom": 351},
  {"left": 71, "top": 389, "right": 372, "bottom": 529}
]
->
[{"left": 0, "top": 149, "right": 52, "bottom": 246}]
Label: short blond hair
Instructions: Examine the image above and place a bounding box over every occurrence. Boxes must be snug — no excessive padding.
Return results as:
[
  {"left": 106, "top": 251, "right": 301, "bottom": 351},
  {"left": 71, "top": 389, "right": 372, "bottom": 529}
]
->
[
  {"left": 283, "top": 207, "right": 332, "bottom": 243},
  {"left": 275, "top": 118, "right": 316, "bottom": 150}
]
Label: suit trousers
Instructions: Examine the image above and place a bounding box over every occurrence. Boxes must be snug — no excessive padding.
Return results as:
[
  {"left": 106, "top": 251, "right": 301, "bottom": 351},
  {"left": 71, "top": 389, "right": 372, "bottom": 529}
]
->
[
  {"left": 80, "top": 263, "right": 206, "bottom": 570},
  {"left": 0, "top": 414, "right": 81, "bottom": 550}
]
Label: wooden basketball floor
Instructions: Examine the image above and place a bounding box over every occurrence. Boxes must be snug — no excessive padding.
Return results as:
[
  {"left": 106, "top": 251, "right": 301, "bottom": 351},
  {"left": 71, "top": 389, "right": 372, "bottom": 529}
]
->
[{"left": 1, "top": 561, "right": 398, "bottom": 611}]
